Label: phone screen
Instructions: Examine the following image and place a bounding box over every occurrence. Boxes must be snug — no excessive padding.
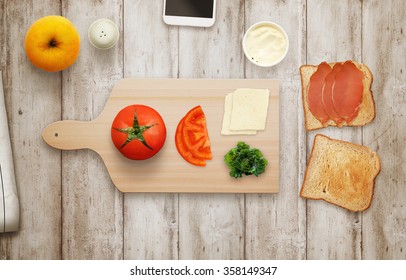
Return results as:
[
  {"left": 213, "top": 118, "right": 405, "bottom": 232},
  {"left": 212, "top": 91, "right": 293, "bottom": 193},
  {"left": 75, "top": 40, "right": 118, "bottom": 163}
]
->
[{"left": 165, "top": 0, "right": 214, "bottom": 18}]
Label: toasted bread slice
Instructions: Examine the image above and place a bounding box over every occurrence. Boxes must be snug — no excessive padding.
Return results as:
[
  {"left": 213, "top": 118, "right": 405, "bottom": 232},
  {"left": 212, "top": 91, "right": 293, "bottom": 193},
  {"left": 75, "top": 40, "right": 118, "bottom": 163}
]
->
[
  {"left": 300, "top": 134, "right": 381, "bottom": 212},
  {"left": 300, "top": 61, "right": 375, "bottom": 131}
]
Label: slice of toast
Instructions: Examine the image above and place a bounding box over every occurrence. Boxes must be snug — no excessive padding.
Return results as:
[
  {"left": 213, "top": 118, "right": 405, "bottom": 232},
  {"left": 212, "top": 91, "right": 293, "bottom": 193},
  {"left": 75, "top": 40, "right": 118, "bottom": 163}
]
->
[
  {"left": 300, "top": 61, "right": 375, "bottom": 131},
  {"left": 300, "top": 134, "right": 381, "bottom": 212}
]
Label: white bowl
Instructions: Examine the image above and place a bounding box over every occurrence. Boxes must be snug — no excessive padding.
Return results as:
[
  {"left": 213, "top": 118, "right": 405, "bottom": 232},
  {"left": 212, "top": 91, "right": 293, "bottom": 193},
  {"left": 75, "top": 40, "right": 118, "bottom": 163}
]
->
[{"left": 242, "top": 21, "right": 289, "bottom": 67}]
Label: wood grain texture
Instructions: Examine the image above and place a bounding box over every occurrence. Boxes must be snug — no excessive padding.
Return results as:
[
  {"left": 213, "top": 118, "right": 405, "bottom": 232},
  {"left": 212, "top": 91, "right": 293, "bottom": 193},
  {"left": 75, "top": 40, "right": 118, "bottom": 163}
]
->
[
  {"left": 305, "top": 0, "right": 363, "bottom": 260},
  {"left": 244, "top": 0, "right": 307, "bottom": 259},
  {"left": 178, "top": 0, "right": 246, "bottom": 259},
  {"left": 61, "top": 0, "right": 124, "bottom": 259},
  {"left": 362, "top": 0, "right": 406, "bottom": 259},
  {"left": 123, "top": 0, "right": 179, "bottom": 260},
  {"left": 1, "top": 0, "right": 406, "bottom": 261},
  {"left": 0, "top": 0, "right": 62, "bottom": 259}
]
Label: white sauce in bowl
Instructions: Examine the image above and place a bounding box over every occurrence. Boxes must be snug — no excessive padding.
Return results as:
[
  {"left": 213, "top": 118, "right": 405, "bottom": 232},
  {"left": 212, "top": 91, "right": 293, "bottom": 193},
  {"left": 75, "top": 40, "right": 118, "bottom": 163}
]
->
[{"left": 243, "top": 22, "right": 289, "bottom": 67}]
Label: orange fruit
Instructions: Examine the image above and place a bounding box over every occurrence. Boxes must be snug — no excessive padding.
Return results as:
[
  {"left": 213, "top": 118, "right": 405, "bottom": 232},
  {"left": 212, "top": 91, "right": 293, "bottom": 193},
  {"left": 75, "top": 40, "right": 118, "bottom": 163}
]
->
[{"left": 24, "top": 15, "right": 80, "bottom": 72}]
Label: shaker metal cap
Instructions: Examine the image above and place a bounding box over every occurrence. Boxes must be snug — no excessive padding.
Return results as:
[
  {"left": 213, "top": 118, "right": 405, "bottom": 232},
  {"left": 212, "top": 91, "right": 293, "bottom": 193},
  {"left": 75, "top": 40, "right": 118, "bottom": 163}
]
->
[{"left": 88, "top": 19, "right": 119, "bottom": 49}]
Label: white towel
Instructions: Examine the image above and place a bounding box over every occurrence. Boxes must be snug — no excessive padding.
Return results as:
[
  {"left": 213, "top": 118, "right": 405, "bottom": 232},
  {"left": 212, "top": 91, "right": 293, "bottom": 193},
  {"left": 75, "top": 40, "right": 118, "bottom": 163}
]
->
[{"left": 0, "top": 71, "right": 19, "bottom": 233}]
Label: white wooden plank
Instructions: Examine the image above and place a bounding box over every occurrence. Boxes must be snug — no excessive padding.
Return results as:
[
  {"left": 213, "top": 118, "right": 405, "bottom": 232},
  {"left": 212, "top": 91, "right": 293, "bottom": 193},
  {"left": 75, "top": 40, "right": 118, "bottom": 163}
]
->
[
  {"left": 123, "top": 0, "right": 179, "bottom": 259},
  {"left": 244, "top": 0, "right": 307, "bottom": 259},
  {"left": 305, "top": 0, "right": 363, "bottom": 259},
  {"left": 362, "top": 0, "right": 406, "bottom": 259},
  {"left": 0, "top": 1, "right": 62, "bottom": 259},
  {"left": 177, "top": 0, "right": 245, "bottom": 259},
  {"left": 61, "top": 0, "right": 124, "bottom": 259}
]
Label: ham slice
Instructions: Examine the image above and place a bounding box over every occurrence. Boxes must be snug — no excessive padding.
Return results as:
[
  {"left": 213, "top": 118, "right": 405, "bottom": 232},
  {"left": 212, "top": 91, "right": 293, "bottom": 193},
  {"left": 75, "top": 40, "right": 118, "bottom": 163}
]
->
[
  {"left": 307, "top": 62, "right": 332, "bottom": 124},
  {"left": 332, "top": 61, "right": 364, "bottom": 123},
  {"left": 322, "top": 63, "right": 344, "bottom": 126}
]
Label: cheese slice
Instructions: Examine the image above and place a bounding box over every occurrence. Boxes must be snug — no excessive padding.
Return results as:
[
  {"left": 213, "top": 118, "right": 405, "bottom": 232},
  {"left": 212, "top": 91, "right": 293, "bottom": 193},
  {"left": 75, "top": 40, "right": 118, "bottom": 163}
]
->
[
  {"left": 229, "top": 88, "right": 269, "bottom": 130},
  {"left": 221, "top": 93, "right": 257, "bottom": 135}
]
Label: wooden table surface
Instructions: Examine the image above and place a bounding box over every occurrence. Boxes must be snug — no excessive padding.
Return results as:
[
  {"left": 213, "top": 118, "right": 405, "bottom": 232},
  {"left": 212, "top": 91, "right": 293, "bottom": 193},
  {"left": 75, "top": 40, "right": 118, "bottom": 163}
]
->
[{"left": 1, "top": 0, "right": 405, "bottom": 260}]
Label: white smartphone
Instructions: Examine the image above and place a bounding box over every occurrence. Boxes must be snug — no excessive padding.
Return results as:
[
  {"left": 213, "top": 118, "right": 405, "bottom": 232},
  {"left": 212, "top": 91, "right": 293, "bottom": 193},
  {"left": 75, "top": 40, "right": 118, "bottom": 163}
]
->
[{"left": 163, "top": 0, "right": 216, "bottom": 27}]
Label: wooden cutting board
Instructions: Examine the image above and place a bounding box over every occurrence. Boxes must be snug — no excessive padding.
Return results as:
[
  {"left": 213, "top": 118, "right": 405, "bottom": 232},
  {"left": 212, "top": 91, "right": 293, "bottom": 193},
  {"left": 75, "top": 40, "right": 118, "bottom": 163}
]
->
[{"left": 42, "top": 79, "right": 279, "bottom": 193}]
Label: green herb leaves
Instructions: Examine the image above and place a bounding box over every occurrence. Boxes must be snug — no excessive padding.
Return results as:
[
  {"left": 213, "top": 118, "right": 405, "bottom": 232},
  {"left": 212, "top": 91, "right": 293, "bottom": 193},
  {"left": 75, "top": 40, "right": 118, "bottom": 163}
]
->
[{"left": 224, "top": 141, "right": 268, "bottom": 178}]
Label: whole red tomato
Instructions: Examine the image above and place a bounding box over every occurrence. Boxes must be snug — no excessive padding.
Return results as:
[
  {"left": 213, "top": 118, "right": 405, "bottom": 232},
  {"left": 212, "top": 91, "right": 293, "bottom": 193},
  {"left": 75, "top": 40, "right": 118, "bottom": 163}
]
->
[{"left": 111, "top": 105, "right": 166, "bottom": 160}]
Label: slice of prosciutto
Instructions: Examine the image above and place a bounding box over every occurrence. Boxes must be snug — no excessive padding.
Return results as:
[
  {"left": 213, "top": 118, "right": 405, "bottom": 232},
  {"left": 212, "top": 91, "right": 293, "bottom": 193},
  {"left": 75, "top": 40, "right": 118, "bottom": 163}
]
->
[
  {"left": 321, "top": 63, "right": 344, "bottom": 126},
  {"left": 332, "top": 61, "right": 364, "bottom": 123},
  {"left": 307, "top": 62, "right": 332, "bottom": 124}
]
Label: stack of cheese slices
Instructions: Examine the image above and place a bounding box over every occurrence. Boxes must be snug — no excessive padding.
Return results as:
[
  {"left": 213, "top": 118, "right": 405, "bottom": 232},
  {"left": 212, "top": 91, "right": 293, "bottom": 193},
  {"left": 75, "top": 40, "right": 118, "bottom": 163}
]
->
[{"left": 221, "top": 88, "right": 269, "bottom": 135}]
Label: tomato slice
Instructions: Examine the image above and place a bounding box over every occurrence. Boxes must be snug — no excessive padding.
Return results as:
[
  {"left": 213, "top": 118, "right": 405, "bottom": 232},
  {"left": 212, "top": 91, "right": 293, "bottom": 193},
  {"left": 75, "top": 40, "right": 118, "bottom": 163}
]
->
[
  {"left": 175, "top": 118, "right": 206, "bottom": 166},
  {"left": 175, "top": 106, "right": 212, "bottom": 166}
]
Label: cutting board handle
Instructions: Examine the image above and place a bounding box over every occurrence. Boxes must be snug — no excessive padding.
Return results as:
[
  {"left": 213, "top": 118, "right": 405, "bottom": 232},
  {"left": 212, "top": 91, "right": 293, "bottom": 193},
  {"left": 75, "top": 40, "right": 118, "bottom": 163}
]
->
[{"left": 42, "top": 120, "right": 99, "bottom": 151}]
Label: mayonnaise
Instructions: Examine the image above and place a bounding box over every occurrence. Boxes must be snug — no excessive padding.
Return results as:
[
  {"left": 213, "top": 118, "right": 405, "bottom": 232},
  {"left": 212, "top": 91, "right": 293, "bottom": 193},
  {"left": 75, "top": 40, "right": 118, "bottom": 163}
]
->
[{"left": 243, "top": 22, "right": 288, "bottom": 67}]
